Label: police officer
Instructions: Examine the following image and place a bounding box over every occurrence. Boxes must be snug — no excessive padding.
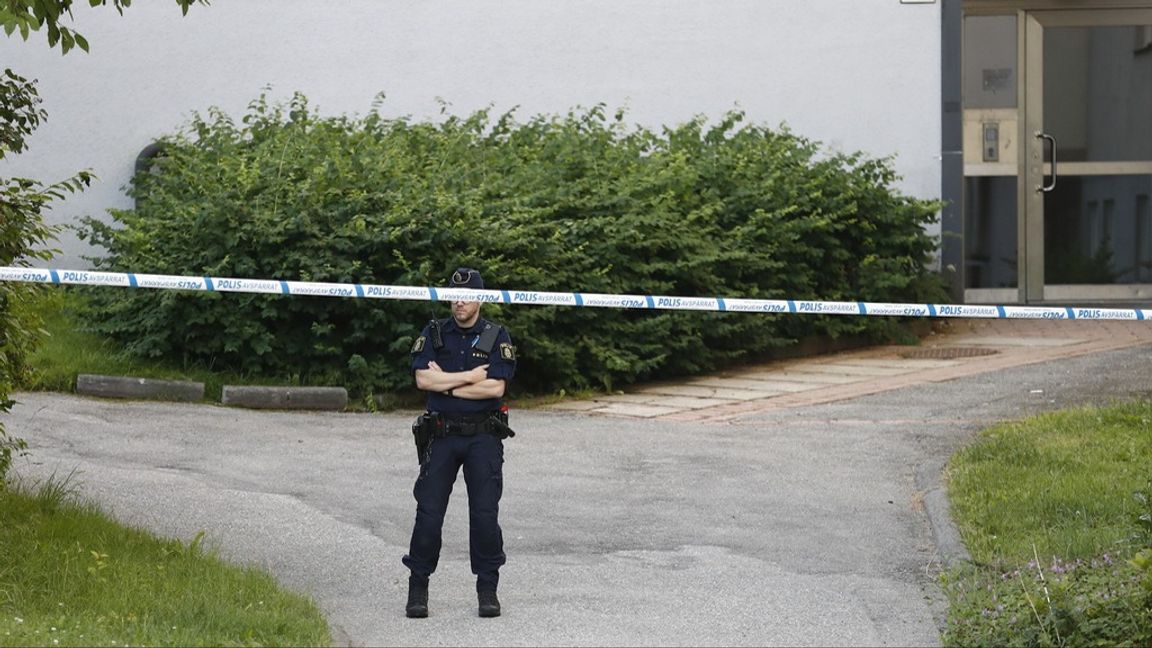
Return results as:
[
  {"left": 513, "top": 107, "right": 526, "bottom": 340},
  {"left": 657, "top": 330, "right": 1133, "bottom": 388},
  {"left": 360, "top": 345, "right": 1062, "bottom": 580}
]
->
[{"left": 403, "top": 267, "right": 517, "bottom": 619}]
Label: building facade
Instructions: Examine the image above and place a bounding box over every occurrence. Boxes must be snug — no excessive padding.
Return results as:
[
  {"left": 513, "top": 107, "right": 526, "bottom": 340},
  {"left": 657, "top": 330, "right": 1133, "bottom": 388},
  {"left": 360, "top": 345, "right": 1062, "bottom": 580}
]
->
[{"left": 1, "top": 0, "right": 1149, "bottom": 304}]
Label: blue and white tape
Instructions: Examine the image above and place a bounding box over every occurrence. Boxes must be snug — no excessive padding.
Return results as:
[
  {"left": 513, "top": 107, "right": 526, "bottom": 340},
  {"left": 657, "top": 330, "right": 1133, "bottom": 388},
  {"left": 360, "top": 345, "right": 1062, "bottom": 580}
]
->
[{"left": 2, "top": 266, "right": 1149, "bottom": 321}]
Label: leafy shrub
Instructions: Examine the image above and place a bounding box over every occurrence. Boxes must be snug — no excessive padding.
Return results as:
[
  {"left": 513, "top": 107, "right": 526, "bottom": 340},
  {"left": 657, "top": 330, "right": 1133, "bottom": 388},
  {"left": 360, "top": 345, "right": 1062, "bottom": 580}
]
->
[
  {"left": 1, "top": 69, "right": 92, "bottom": 483},
  {"left": 81, "top": 92, "right": 944, "bottom": 397}
]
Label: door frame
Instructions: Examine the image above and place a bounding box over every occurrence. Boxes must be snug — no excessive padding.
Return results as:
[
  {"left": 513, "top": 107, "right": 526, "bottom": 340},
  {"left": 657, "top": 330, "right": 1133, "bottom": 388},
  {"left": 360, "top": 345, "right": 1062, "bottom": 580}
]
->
[
  {"left": 958, "top": 1, "right": 1152, "bottom": 304},
  {"left": 1022, "top": 8, "right": 1152, "bottom": 303}
]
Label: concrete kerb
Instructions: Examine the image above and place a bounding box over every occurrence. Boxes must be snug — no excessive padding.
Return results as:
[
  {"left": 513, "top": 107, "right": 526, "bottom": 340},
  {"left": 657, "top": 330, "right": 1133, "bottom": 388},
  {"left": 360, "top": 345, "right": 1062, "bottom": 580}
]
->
[
  {"left": 76, "top": 374, "right": 205, "bottom": 402},
  {"left": 915, "top": 458, "right": 972, "bottom": 568},
  {"left": 73, "top": 374, "right": 349, "bottom": 411},
  {"left": 220, "top": 385, "right": 348, "bottom": 411}
]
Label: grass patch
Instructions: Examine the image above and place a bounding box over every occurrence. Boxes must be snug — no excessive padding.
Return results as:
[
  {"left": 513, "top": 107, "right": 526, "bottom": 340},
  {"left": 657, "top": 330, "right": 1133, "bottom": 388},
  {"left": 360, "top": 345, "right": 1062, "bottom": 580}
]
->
[
  {"left": 22, "top": 288, "right": 428, "bottom": 410},
  {"left": 21, "top": 288, "right": 258, "bottom": 402},
  {"left": 0, "top": 474, "right": 331, "bottom": 647},
  {"left": 942, "top": 400, "right": 1152, "bottom": 646},
  {"left": 948, "top": 401, "right": 1152, "bottom": 563}
]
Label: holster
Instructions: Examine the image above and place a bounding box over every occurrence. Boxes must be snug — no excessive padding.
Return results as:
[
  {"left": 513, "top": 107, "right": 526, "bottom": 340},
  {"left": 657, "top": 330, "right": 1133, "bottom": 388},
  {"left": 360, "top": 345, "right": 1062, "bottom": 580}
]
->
[
  {"left": 411, "top": 413, "right": 438, "bottom": 465},
  {"left": 488, "top": 409, "right": 515, "bottom": 439}
]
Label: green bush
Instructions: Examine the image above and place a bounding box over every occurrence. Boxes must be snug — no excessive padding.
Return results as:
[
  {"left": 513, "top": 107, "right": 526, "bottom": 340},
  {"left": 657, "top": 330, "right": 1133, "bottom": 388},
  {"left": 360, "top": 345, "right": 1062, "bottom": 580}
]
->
[
  {"left": 81, "top": 93, "right": 944, "bottom": 397},
  {"left": 1, "top": 68, "right": 91, "bottom": 482}
]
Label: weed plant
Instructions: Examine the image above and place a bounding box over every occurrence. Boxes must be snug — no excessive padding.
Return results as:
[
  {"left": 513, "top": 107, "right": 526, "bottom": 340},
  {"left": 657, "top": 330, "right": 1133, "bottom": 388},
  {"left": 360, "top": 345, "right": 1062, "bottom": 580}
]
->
[
  {"left": 942, "top": 400, "right": 1152, "bottom": 646},
  {"left": 0, "top": 473, "right": 331, "bottom": 647}
]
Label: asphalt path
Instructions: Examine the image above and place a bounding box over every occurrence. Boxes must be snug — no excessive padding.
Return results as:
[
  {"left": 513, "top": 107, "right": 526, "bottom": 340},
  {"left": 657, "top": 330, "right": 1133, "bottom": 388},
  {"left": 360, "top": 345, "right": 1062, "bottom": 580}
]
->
[{"left": 6, "top": 344, "right": 1151, "bottom": 647}]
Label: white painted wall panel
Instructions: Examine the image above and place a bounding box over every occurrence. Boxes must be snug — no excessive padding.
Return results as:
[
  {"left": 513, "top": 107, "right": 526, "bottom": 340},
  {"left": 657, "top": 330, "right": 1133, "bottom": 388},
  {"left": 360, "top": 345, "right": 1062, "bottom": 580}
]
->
[{"left": 0, "top": 0, "right": 941, "bottom": 268}]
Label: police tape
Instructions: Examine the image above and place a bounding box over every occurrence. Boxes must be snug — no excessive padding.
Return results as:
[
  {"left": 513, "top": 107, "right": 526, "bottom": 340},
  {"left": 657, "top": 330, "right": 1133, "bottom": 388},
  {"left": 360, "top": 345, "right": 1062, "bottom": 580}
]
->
[{"left": 2, "top": 266, "right": 1150, "bottom": 321}]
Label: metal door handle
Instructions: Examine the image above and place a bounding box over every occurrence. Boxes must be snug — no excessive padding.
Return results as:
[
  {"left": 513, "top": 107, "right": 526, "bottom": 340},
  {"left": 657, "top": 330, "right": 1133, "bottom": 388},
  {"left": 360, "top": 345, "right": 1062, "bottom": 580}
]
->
[{"left": 1036, "top": 132, "right": 1057, "bottom": 193}]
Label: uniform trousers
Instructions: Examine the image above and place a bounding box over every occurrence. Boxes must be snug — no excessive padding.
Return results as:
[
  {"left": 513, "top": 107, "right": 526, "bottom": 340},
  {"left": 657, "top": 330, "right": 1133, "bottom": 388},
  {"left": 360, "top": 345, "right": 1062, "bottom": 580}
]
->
[{"left": 403, "top": 432, "right": 506, "bottom": 592}]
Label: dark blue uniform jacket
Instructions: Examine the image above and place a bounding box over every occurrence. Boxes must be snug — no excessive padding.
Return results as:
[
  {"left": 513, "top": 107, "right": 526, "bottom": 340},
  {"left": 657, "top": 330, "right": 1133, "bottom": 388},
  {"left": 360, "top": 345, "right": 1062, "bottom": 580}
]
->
[{"left": 410, "top": 317, "right": 516, "bottom": 414}]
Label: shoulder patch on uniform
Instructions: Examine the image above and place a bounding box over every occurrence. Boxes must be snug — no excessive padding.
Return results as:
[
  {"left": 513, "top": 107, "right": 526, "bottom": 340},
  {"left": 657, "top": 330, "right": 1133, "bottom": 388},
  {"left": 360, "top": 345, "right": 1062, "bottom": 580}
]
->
[
  {"left": 499, "top": 342, "right": 516, "bottom": 361},
  {"left": 411, "top": 336, "right": 426, "bottom": 353}
]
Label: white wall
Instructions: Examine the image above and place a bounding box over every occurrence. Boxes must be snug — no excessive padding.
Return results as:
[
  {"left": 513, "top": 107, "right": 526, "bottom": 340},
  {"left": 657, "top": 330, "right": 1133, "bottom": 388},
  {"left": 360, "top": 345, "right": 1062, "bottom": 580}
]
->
[{"left": 0, "top": 0, "right": 942, "bottom": 269}]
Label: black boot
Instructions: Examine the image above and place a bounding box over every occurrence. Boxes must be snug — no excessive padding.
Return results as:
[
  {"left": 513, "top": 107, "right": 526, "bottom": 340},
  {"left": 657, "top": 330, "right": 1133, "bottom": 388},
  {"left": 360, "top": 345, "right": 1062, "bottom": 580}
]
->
[
  {"left": 406, "top": 577, "right": 428, "bottom": 618},
  {"left": 478, "top": 590, "right": 501, "bottom": 618}
]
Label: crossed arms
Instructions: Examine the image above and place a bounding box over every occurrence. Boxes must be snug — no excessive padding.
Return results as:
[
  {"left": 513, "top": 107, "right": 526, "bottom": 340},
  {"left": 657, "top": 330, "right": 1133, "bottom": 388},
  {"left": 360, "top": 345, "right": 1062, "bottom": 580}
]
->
[{"left": 415, "top": 361, "right": 506, "bottom": 399}]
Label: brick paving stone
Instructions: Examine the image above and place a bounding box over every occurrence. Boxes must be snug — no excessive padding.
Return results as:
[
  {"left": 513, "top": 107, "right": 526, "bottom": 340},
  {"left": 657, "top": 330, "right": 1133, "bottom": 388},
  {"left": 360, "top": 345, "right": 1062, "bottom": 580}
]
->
[
  {"left": 694, "top": 378, "right": 822, "bottom": 394},
  {"left": 542, "top": 316, "right": 1152, "bottom": 420},
  {"left": 634, "top": 384, "right": 724, "bottom": 398},
  {"left": 829, "top": 358, "right": 960, "bottom": 369},
  {"left": 687, "top": 377, "right": 819, "bottom": 393},
  {"left": 630, "top": 395, "right": 735, "bottom": 409},
  {"left": 786, "top": 364, "right": 914, "bottom": 377},
  {"left": 632, "top": 384, "right": 755, "bottom": 398},
  {"left": 729, "top": 371, "right": 861, "bottom": 384},
  {"left": 595, "top": 393, "right": 658, "bottom": 404},
  {"left": 944, "top": 336, "right": 1083, "bottom": 347},
  {"left": 638, "top": 383, "right": 771, "bottom": 401},
  {"left": 547, "top": 401, "right": 604, "bottom": 411},
  {"left": 587, "top": 402, "right": 682, "bottom": 418}
]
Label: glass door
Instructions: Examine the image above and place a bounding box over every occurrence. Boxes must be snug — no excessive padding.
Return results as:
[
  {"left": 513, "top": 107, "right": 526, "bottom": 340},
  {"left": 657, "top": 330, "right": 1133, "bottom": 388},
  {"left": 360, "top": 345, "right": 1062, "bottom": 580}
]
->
[
  {"left": 1024, "top": 9, "right": 1152, "bottom": 302},
  {"left": 962, "top": 13, "right": 1020, "bottom": 303}
]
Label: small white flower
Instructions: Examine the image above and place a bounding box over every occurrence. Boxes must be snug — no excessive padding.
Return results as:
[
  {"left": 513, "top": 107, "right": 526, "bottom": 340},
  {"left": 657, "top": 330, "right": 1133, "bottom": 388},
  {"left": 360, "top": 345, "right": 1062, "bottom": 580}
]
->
[{"left": 13, "top": 618, "right": 22, "bottom": 624}]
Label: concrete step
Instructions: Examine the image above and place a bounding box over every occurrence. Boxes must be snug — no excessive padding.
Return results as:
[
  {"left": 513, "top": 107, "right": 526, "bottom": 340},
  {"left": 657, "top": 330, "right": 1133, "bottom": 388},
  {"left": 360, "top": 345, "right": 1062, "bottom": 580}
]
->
[
  {"left": 76, "top": 374, "right": 205, "bottom": 402},
  {"left": 221, "top": 385, "right": 348, "bottom": 411}
]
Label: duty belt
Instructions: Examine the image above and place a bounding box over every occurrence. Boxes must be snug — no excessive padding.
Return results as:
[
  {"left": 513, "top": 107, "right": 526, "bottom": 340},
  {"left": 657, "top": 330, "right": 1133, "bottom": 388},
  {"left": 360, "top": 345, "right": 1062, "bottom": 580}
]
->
[{"left": 432, "top": 412, "right": 499, "bottom": 437}]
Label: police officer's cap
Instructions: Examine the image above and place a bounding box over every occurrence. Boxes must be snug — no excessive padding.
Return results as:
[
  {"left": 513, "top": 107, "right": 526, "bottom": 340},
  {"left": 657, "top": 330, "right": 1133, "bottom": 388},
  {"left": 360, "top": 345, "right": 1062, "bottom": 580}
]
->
[{"left": 449, "top": 267, "right": 484, "bottom": 290}]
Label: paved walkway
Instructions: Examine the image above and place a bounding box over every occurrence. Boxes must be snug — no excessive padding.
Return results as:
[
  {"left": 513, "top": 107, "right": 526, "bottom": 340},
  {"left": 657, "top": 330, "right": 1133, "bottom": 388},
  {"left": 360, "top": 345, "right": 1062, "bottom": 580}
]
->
[{"left": 547, "top": 318, "right": 1152, "bottom": 421}]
